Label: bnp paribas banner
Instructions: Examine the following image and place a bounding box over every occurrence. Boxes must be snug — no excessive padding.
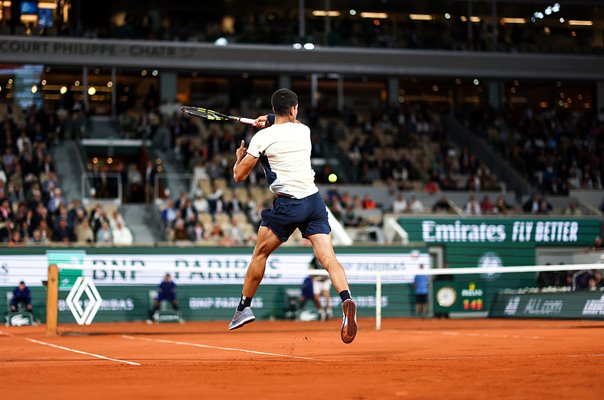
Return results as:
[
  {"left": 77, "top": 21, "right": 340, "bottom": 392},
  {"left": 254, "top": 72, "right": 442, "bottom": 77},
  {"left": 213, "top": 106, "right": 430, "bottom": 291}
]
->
[
  {"left": 0, "top": 246, "right": 430, "bottom": 288},
  {"left": 398, "top": 216, "right": 601, "bottom": 269}
]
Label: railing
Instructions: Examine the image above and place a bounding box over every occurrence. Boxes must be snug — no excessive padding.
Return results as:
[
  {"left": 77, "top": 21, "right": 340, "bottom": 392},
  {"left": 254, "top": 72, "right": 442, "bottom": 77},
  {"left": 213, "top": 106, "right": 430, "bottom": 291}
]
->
[
  {"left": 80, "top": 172, "right": 123, "bottom": 206},
  {"left": 153, "top": 173, "right": 193, "bottom": 205}
]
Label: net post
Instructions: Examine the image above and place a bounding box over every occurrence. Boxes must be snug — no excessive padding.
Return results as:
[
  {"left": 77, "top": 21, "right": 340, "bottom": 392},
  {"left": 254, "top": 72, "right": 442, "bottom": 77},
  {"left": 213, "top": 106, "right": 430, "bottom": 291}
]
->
[
  {"left": 46, "top": 264, "right": 59, "bottom": 336},
  {"left": 375, "top": 272, "right": 382, "bottom": 331}
]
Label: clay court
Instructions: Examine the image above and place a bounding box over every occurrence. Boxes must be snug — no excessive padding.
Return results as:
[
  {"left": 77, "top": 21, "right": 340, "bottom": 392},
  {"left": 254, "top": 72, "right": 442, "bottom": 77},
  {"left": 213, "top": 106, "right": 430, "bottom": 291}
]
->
[{"left": 1, "top": 318, "right": 602, "bottom": 399}]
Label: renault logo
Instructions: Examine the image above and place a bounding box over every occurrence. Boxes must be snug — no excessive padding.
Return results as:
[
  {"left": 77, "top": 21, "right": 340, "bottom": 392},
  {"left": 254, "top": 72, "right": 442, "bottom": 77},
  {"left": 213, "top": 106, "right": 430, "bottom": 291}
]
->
[{"left": 65, "top": 277, "right": 102, "bottom": 325}]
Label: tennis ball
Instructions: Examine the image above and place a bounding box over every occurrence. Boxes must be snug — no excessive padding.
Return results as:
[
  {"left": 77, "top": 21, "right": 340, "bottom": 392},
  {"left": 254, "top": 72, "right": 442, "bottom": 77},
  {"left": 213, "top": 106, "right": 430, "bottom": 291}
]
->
[{"left": 328, "top": 173, "right": 338, "bottom": 183}]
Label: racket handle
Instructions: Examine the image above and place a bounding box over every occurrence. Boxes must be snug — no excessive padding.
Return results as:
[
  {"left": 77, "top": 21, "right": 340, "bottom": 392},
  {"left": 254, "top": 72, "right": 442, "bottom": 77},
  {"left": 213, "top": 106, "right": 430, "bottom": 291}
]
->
[{"left": 239, "top": 117, "right": 256, "bottom": 125}]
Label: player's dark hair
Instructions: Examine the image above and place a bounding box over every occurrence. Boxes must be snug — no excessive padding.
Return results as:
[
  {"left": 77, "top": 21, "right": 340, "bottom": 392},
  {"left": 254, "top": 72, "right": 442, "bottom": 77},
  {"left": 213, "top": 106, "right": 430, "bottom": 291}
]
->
[{"left": 271, "top": 88, "right": 298, "bottom": 116}]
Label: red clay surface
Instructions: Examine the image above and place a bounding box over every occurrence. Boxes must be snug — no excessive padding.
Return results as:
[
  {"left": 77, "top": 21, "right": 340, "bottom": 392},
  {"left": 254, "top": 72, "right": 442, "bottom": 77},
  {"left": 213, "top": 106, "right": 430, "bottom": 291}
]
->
[{"left": 1, "top": 318, "right": 603, "bottom": 400}]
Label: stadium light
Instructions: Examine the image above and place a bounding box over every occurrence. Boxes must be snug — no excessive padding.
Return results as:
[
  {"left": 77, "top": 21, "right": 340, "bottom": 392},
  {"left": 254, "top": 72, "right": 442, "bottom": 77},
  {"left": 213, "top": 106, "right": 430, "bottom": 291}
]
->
[
  {"left": 360, "top": 12, "right": 388, "bottom": 19},
  {"left": 312, "top": 10, "right": 341, "bottom": 17},
  {"left": 409, "top": 14, "right": 433, "bottom": 21},
  {"left": 293, "top": 43, "right": 302, "bottom": 49},
  {"left": 38, "top": 1, "right": 56, "bottom": 9},
  {"left": 568, "top": 20, "right": 592, "bottom": 26},
  {"left": 214, "top": 37, "right": 228, "bottom": 46},
  {"left": 501, "top": 18, "right": 526, "bottom": 24},
  {"left": 304, "top": 43, "right": 315, "bottom": 50}
]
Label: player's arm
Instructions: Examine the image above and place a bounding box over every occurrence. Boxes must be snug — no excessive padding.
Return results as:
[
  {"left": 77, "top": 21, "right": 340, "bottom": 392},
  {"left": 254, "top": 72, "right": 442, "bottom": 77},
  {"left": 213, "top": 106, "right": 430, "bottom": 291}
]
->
[{"left": 233, "top": 140, "right": 258, "bottom": 183}]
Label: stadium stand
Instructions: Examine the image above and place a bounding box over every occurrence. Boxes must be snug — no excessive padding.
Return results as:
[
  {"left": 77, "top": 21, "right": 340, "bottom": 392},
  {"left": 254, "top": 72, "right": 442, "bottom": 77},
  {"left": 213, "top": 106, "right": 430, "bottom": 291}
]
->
[{"left": 3, "top": 4, "right": 602, "bottom": 54}]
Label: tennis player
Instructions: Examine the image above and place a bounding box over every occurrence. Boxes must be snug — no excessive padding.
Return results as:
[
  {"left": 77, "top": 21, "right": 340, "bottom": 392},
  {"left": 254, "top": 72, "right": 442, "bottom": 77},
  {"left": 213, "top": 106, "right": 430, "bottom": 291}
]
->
[{"left": 228, "top": 88, "right": 357, "bottom": 344}]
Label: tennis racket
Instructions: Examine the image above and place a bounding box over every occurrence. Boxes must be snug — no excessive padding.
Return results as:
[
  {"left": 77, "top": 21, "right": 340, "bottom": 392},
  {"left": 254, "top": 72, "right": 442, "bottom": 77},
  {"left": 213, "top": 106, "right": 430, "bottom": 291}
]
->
[{"left": 180, "top": 106, "right": 256, "bottom": 126}]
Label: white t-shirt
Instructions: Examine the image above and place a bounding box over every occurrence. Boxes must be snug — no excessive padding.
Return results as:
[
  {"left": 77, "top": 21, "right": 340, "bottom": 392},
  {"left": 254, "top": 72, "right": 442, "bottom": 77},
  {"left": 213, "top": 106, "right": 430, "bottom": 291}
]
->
[{"left": 247, "top": 122, "right": 318, "bottom": 199}]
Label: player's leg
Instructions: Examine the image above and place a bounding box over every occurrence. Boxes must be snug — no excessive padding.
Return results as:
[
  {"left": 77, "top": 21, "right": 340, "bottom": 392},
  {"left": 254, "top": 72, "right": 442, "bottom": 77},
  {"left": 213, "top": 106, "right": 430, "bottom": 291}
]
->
[
  {"left": 308, "top": 233, "right": 357, "bottom": 344},
  {"left": 229, "top": 226, "right": 282, "bottom": 330},
  {"left": 170, "top": 299, "right": 179, "bottom": 311},
  {"left": 307, "top": 233, "right": 349, "bottom": 292},
  {"left": 241, "top": 226, "right": 283, "bottom": 298}
]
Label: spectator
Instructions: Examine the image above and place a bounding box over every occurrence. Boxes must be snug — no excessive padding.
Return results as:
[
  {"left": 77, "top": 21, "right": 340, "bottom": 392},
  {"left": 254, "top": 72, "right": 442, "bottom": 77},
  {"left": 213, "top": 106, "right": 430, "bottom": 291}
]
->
[
  {"left": 408, "top": 195, "right": 425, "bottom": 213},
  {"left": 10, "top": 281, "right": 33, "bottom": 314},
  {"left": 391, "top": 193, "right": 407, "bottom": 213},
  {"left": 341, "top": 205, "right": 360, "bottom": 227},
  {"left": 593, "top": 271, "right": 604, "bottom": 289},
  {"left": 590, "top": 236, "right": 603, "bottom": 252},
  {"left": 52, "top": 218, "right": 75, "bottom": 243},
  {"left": 75, "top": 219, "right": 94, "bottom": 244},
  {"left": 161, "top": 199, "right": 177, "bottom": 227},
  {"left": 563, "top": 200, "right": 583, "bottom": 216},
  {"left": 0, "top": 199, "right": 13, "bottom": 242},
  {"left": 29, "top": 229, "right": 46, "bottom": 244},
  {"left": 112, "top": 221, "right": 134, "bottom": 245},
  {"left": 494, "top": 195, "right": 512, "bottom": 215},
  {"left": 172, "top": 218, "right": 190, "bottom": 241},
  {"left": 147, "top": 273, "right": 180, "bottom": 323},
  {"left": 464, "top": 195, "right": 481, "bottom": 215},
  {"left": 143, "top": 161, "right": 156, "bottom": 204},
  {"left": 127, "top": 163, "right": 143, "bottom": 202},
  {"left": 190, "top": 221, "right": 205, "bottom": 243},
  {"left": 480, "top": 195, "right": 494, "bottom": 214},
  {"left": 47, "top": 187, "right": 65, "bottom": 213},
  {"left": 522, "top": 194, "right": 541, "bottom": 214},
  {"left": 360, "top": 193, "right": 376, "bottom": 209},
  {"left": 432, "top": 195, "right": 452, "bottom": 213},
  {"left": 193, "top": 191, "right": 210, "bottom": 214},
  {"left": 38, "top": 220, "right": 53, "bottom": 242},
  {"left": 96, "top": 221, "right": 113, "bottom": 244},
  {"left": 537, "top": 196, "right": 553, "bottom": 214}
]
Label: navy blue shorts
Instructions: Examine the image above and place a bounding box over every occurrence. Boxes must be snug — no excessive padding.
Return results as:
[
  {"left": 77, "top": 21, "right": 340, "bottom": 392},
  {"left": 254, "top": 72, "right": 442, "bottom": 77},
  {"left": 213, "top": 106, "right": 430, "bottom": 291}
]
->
[{"left": 261, "top": 191, "right": 331, "bottom": 242}]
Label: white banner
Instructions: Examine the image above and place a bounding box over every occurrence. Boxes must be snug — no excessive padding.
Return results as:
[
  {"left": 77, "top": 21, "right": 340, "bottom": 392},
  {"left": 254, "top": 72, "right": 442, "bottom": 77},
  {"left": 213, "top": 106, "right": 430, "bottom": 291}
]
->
[
  {"left": 0, "top": 250, "right": 431, "bottom": 287},
  {"left": 0, "top": 256, "right": 48, "bottom": 287}
]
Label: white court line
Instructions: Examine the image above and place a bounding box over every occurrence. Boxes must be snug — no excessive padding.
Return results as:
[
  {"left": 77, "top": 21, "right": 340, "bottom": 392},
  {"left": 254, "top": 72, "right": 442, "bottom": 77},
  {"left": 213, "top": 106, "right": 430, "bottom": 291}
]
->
[
  {"left": 425, "top": 354, "right": 604, "bottom": 361},
  {"left": 122, "top": 335, "right": 317, "bottom": 361},
  {"left": 440, "top": 331, "right": 543, "bottom": 340},
  {"left": 25, "top": 338, "right": 141, "bottom": 366}
]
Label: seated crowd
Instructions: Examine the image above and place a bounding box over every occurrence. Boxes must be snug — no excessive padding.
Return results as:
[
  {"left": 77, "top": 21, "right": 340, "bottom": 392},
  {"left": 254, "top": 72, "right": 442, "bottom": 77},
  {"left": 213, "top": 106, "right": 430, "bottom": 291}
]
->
[
  {"left": 461, "top": 106, "right": 604, "bottom": 195},
  {"left": 0, "top": 101, "right": 133, "bottom": 245}
]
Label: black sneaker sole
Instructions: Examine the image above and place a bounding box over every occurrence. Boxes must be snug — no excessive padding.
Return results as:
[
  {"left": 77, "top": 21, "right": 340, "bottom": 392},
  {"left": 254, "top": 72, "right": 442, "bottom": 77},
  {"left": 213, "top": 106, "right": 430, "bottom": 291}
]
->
[{"left": 341, "top": 300, "right": 357, "bottom": 344}]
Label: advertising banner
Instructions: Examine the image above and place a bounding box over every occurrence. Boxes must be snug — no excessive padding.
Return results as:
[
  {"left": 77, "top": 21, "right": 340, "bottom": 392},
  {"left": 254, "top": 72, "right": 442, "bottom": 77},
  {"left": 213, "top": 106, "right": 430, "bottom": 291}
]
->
[
  {"left": 491, "top": 291, "right": 604, "bottom": 319},
  {"left": 0, "top": 246, "right": 427, "bottom": 322},
  {"left": 433, "top": 280, "right": 487, "bottom": 314},
  {"left": 0, "top": 248, "right": 430, "bottom": 287},
  {"left": 401, "top": 217, "right": 600, "bottom": 246}
]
